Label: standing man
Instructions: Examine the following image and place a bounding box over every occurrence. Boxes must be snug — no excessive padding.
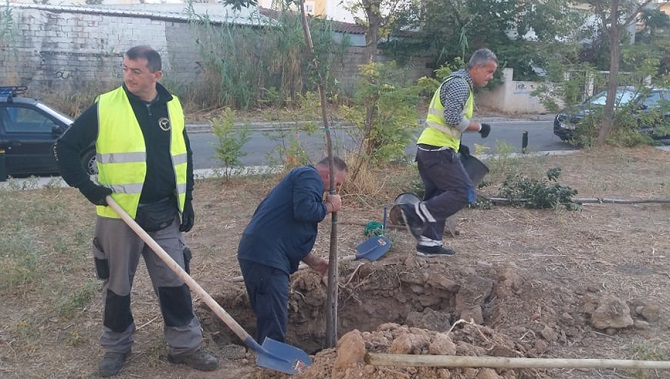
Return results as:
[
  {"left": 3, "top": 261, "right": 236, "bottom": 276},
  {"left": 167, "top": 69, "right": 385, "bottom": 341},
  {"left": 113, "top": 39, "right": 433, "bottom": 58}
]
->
[
  {"left": 54, "top": 45, "right": 218, "bottom": 377},
  {"left": 401, "top": 48, "right": 498, "bottom": 257},
  {"left": 237, "top": 157, "right": 347, "bottom": 344}
]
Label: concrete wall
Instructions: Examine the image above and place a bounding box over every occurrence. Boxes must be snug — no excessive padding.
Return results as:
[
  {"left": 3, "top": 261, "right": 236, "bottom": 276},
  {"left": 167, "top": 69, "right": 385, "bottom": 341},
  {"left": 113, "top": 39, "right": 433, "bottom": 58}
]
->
[
  {"left": 0, "top": 4, "right": 433, "bottom": 101},
  {"left": 0, "top": 6, "right": 172, "bottom": 92},
  {"left": 476, "top": 68, "right": 562, "bottom": 114},
  {"left": 334, "top": 46, "right": 433, "bottom": 94}
]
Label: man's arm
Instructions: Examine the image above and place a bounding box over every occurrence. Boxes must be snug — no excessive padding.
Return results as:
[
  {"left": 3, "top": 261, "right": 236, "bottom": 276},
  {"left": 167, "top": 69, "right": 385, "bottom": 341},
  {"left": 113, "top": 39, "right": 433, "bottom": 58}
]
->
[
  {"left": 301, "top": 253, "right": 328, "bottom": 276},
  {"left": 440, "top": 78, "right": 471, "bottom": 131},
  {"left": 179, "top": 129, "right": 196, "bottom": 232},
  {"left": 292, "top": 170, "right": 330, "bottom": 222},
  {"left": 54, "top": 104, "right": 112, "bottom": 205},
  {"left": 440, "top": 79, "right": 486, "bottom": 133},
  {"left": 53, "top": 105, "right": 99, "bottom": 188},
  {"left": 183, "top": 129, "right": 194, "bottom": 200}
]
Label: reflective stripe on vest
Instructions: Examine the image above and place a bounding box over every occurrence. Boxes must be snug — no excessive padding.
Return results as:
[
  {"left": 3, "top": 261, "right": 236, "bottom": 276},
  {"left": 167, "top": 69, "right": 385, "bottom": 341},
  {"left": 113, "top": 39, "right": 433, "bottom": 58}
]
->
[
  {"left": 95, "top": 87, "right": 187, "bottom": 219},
  {"left": 418, "top": 76, "right": 474, "bottom": 150}
]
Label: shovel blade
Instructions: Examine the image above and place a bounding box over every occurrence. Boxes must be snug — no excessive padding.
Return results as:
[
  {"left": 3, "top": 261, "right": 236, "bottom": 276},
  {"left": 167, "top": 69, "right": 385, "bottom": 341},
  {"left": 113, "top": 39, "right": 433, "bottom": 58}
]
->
[
  {"left": 445, "top": 216, "right": 457, "bottom": 238},
  {"left": 355, "top": 235, "right": 391, "bottom": 261},
  {"left": 256, "top": 337, "right": 312, "bottom": 375}
]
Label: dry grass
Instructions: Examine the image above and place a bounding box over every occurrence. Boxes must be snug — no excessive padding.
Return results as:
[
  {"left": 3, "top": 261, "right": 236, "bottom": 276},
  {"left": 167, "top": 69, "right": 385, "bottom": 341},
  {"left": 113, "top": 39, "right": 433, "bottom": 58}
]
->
[{"left": 1, "top": 146, "right": 669, "bottom": 378}]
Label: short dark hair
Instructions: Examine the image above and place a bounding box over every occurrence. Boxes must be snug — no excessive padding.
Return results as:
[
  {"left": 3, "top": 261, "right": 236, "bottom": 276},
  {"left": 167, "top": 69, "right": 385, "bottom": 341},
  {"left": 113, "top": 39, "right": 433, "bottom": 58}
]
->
[
  {"left": 317, "top": 156, "right": 348, "bottom": 172},
  {"left": 467, "top": 48, "right": 498, "bottom": 69},
  {"left": 125, "top": 45, "right": 162, "bottom": 73}
]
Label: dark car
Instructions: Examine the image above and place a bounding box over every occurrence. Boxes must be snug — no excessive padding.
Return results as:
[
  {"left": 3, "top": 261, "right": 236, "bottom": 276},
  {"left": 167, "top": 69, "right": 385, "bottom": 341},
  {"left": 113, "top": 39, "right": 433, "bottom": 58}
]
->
[
  {"left": 0, "top": 86, "right": 96, "bottom": 178},
  {"left": 554, "top": 86, "right": 670, "bottom": 143}
]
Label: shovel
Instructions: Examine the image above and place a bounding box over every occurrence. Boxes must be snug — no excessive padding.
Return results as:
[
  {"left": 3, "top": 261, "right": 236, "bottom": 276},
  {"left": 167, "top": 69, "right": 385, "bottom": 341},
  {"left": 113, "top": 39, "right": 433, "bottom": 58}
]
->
[
  {"left": 354, "top": 207, "right": 391, "bottom": 261},
  {"left": 105, "top": 196, "right": 311, "bottom": 375}
]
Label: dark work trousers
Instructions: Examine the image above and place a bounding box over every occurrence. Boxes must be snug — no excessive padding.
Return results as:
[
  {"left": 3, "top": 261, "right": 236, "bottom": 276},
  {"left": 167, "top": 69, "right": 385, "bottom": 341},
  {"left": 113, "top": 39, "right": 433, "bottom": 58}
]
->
[
  {"left": 416, "top": 145, "right": 476, "bottom": 244},
  {"left": 92, "top": 215, "right": 203, "bottom": 356},
  {"left": 238, "top": 259, "right": 290, "bottom": 344}
]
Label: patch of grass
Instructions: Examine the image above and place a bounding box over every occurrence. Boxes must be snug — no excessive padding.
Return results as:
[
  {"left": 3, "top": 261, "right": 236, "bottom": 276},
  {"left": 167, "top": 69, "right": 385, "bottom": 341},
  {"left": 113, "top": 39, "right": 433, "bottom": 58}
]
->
[
  {"left": 485, "top": 140, "right": 515, "bottom": 177},
  {"left": 0, "top": 231, "right": 42, "bottom": 292},
  {"left": 146, "top": 336, "right": 167, "bottom": 368},
  {"left": 65, "top": 330, "right": 87, "bottom": 348},
  {"left": 627, "top": 342, "right": 670, "bottom": 378},
  {"left": 55, "top": 279, "right": 99, "bottom": 319},
  {"left": 15, "top": 320, "right": 40, "bottom": 340}
]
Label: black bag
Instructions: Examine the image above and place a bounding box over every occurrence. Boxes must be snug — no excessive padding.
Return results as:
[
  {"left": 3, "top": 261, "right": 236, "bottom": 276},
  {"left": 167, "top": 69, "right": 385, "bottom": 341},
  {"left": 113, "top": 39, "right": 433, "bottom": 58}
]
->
[{"left": 135, "top": 198, "right": 177, "bottom": 232}]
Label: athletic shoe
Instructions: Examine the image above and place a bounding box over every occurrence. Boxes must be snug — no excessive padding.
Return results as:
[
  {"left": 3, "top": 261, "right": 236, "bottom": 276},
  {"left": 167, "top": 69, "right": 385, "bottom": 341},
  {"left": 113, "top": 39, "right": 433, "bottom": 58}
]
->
[{"left": 416, "top": 245, "right": 456, "bottom": 257}]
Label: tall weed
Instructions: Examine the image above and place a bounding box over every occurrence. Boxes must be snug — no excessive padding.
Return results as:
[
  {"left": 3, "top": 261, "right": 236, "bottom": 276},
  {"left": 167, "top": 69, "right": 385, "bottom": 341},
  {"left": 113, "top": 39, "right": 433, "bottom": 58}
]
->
[{"left": 182, "top": 4, "right": 347, "bottom": 111}]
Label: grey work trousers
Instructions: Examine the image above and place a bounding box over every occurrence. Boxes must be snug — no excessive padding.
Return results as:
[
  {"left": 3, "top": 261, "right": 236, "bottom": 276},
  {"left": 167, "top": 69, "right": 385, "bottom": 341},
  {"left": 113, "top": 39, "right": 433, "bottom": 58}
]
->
[
  {"left": 416, "top": 146, "right": 476, "bottom": 244},
  {"left": 92, "top": 215, "right": 203, "bottom": 356}
]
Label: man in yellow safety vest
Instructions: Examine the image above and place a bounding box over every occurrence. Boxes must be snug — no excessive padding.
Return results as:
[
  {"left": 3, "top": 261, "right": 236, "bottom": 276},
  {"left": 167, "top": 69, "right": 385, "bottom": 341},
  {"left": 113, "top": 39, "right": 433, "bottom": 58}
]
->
[
  {"left": 54, "top": 45, "right": 218, "bottom": 377},
  {"left": 401, "top": 48, "right": 498, "bottom": 257}
]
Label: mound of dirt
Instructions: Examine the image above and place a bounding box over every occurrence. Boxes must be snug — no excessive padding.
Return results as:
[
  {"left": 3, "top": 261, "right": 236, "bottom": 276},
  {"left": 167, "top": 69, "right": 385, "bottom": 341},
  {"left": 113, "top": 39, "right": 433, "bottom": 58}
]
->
[{"left": 198, "top": 251, "right": 660, "bottom": 379}]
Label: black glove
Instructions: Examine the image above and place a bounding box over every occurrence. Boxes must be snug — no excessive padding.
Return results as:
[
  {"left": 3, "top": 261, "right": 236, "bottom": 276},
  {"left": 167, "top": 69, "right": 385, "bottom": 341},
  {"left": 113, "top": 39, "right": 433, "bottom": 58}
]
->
[
  {"left": 179, "top": 199, "right": 195, "bottom": 232},
  {"left": 458, "top": 143, "right": 471, "bottom": 158},
  {"left": 78, "top": 181, "right": 112, "bottom": 206},
  {"left": 479, "top": 123, "right": 491, "bottom": 138}
]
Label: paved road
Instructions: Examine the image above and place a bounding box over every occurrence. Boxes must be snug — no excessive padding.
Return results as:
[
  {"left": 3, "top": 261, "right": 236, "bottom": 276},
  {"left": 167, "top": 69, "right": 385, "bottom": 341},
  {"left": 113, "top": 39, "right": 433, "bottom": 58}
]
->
[{"left": 189, "top": 117, "right": 573, "bottom": 170}]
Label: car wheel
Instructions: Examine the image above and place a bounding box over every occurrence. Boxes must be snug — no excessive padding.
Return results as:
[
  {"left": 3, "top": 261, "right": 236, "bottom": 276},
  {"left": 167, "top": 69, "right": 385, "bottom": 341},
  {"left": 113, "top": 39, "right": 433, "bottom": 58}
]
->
[{"left": 81, "top": 149, "right": 98, "bottom": 175}]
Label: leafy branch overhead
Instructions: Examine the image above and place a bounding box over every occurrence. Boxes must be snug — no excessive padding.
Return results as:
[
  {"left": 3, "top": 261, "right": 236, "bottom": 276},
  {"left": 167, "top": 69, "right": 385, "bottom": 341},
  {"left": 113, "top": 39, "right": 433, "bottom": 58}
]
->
[
  {"left": 223, "top": 0, "right": 257, "bottom": 11},
  {"left": 496, "top": 168, "right": 580, "bottom": 210}
]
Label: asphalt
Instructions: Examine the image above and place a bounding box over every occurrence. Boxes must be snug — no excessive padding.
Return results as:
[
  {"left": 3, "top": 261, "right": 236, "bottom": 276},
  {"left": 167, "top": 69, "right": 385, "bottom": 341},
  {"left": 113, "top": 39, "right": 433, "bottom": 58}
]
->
[
  {"left": 184, "top": 114, "right": 558, "bottom": 133},
  {"left": 2, "top": 112, "right": 667, "bottom": 191}
]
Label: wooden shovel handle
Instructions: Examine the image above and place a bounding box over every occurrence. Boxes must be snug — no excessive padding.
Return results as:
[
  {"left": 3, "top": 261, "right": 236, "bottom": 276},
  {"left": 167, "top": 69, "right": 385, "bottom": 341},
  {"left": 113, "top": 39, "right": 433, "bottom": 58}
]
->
[{"left": 105, "top": 196, "right": 252, "bottom": 343}]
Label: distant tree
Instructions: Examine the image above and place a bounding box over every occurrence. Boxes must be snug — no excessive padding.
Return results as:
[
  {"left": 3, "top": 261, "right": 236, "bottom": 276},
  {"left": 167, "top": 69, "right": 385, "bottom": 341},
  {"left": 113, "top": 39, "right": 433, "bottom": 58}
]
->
[
  {"left": 578, "top": 0, "right": 654, "bottom": 146},
  {"left": 346, "top": 0, "right": 412, "bottom": 63},
  {"left": 636, "top": 7, "right": 670, "bottom": 44},
  {"left": 386, "top": 0, "right": 585, "bottom": 81}
]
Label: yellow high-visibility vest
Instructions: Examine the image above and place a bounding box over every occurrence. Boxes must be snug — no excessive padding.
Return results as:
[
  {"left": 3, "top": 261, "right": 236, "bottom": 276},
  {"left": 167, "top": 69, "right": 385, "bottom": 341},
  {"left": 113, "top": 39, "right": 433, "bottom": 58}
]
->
[
  {"left": 95, "top": 87, "right": 187, "bottom": 218},
  {"left": 418, "top": 76, "right": 474, "bottom": 150}
]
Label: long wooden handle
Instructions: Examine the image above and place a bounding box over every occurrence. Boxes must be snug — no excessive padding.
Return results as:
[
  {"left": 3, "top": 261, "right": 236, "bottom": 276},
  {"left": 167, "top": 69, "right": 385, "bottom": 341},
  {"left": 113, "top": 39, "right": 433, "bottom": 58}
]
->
[
  {"left": 106, "top": 196, "right": 252, "bottom": 343},
  {"left": 365, "top": 353, "right": 670, "bottom": 370}
]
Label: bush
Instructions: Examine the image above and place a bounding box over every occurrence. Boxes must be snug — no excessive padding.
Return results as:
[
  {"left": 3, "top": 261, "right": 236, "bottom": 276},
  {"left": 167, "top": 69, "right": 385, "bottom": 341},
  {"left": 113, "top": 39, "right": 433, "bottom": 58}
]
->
[{"left": 210, "top": 108, "right": 251, "bottom": 178}]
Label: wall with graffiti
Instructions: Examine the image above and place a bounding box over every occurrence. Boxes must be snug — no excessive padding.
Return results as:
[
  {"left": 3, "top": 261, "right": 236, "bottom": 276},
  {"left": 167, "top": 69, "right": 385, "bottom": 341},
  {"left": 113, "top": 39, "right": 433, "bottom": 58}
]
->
[
  {"left": 476, "top": 68, "right": 563, "bottom": 114},
  {"left": 0, "top": 3, "right": 433, "bottom": 102}
]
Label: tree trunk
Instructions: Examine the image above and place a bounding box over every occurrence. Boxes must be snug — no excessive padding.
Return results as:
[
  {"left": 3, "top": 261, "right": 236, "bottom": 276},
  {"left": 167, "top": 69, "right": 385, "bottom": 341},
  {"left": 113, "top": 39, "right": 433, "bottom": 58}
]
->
[
  {"left": 596, "top": 0, "right": 621, "bottom": 146},
  {"left": 364, "top": 0, "right": 382, "bottom": 63}
]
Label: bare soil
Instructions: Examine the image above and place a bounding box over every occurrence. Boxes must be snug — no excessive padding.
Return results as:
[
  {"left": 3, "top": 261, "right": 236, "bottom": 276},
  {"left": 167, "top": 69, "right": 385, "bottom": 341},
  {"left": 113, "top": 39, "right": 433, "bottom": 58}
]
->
[{"left": 2, "top": 146, "right": 670, "bottom": 379}]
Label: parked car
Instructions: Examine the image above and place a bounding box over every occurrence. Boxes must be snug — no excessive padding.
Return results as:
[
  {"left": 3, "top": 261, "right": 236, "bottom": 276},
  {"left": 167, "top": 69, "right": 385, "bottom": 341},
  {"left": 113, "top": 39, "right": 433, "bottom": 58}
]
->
[
  {"left": 553, "top": 86, "right": 670, "bottom": 143},
  {"left": 0, "top": 86, "right": 97, "bottom": 177}
]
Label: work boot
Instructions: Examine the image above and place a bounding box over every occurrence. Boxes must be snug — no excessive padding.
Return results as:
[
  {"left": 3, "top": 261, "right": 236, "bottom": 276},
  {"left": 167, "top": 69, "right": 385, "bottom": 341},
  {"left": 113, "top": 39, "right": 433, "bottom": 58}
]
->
[
  {"left": 399, "top": 203, "right": 425, "bottom": 240},
  {"left": 99, "top": 351, "right": 130, "bottom": 377},
  {"left": 168, "top": 349, "right": 219, "bottom": 371},
  {"left": 416, "top": 244, "right": 456, "bottom": 257}
]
